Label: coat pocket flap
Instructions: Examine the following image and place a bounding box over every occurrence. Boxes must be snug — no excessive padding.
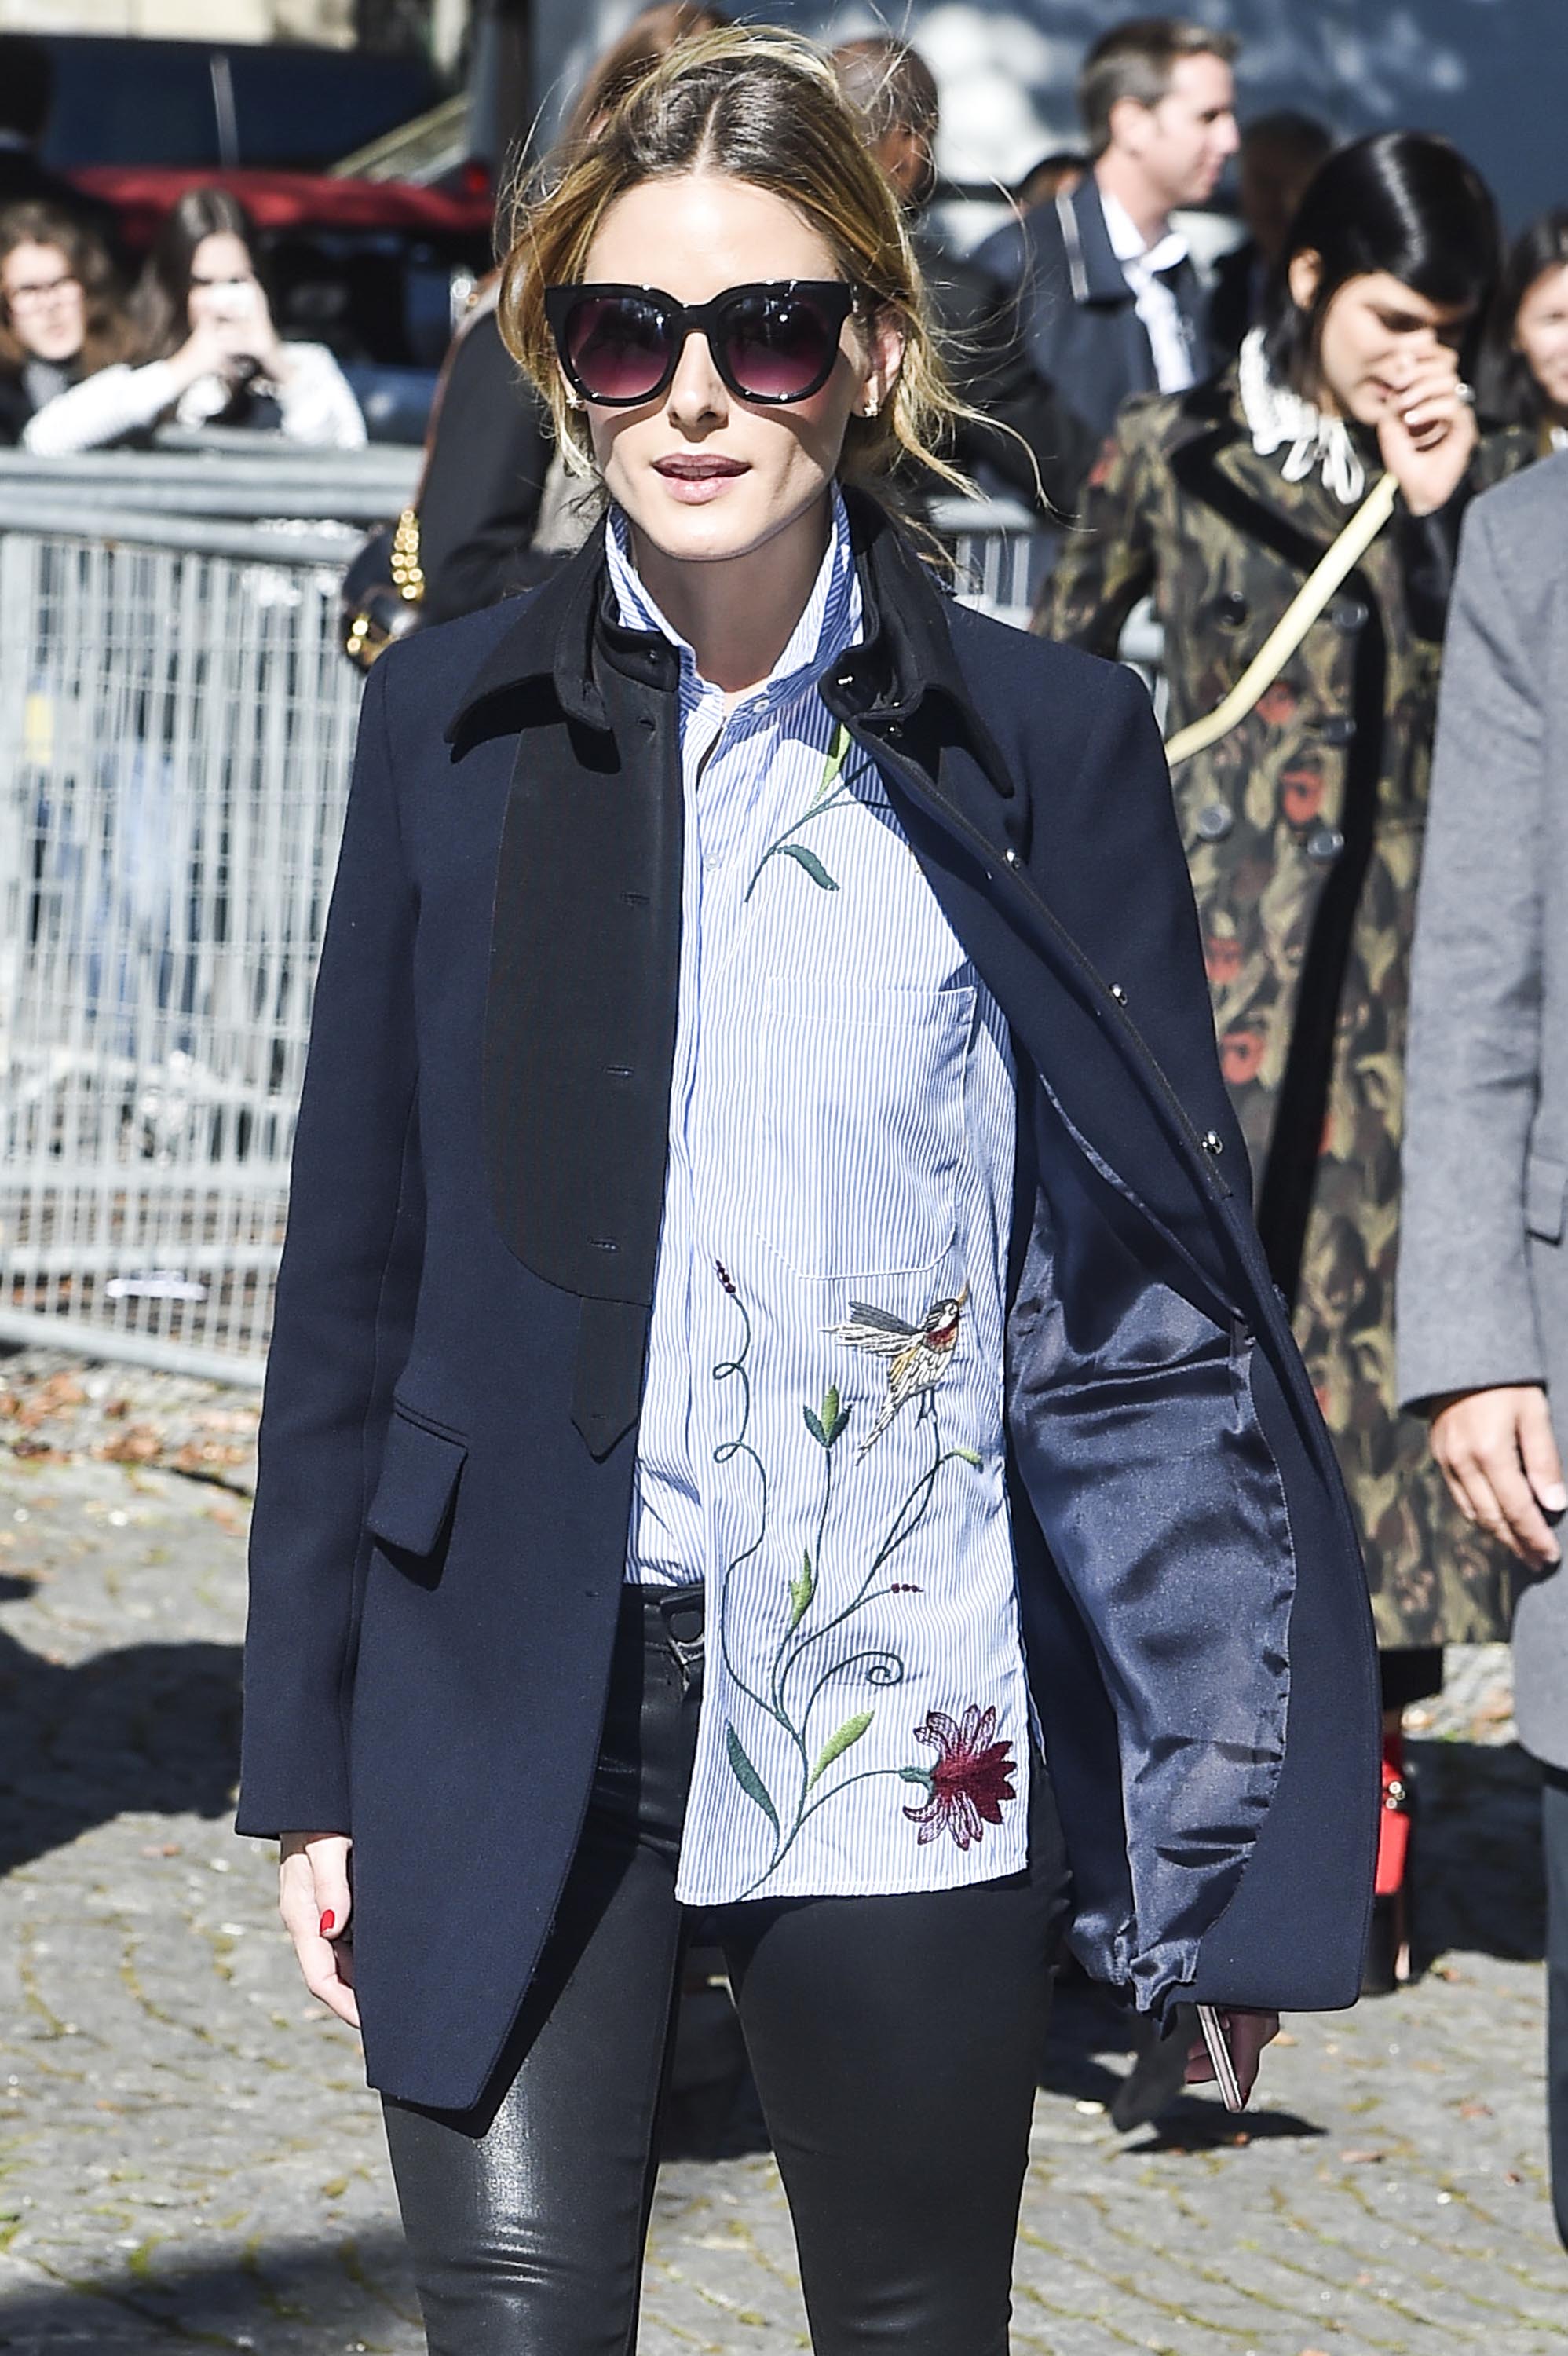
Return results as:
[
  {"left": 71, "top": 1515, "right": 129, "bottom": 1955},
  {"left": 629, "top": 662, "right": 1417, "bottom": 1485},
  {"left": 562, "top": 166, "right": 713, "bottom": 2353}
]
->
[
  {"left": 1526, "top": 1153, "right": 1568, "bottom": 1243},
  {"left": 365, "top": 1411, "right": 468, "bottom": 1555}
]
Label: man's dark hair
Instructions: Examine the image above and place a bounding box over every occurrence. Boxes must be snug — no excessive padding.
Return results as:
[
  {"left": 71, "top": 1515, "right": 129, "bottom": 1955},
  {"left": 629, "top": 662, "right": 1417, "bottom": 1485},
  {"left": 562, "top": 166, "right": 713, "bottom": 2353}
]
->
[
  {"left": 0, "top": 34, "right": 54, "bottom": 143},
  {"left": 1241, "top": 109, "right": 1333, "bottom": 171},
  {"left": 831, "top": 35, "right": 938, "bottom": 145},
  {"left": 1078, "top": 16, "right": 1237, "bottom": 158},
  {"left": 1263, "top": 131, "right": 1501, "bottom": 395}
]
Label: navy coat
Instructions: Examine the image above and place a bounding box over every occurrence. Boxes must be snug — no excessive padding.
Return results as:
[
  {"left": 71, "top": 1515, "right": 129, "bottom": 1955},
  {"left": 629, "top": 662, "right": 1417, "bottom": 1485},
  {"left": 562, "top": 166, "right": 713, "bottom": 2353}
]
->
[
  {"left": 972, "top": 175, "right": 1211, "bottom": 480},
  {"left": 237, "top": 492, "right": 1377, "bottom": 2109}
]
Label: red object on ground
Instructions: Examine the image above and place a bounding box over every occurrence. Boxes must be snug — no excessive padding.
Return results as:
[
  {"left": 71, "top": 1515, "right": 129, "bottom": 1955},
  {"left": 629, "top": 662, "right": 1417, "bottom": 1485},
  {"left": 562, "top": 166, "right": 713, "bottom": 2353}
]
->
[{"left": 70, "top": 165, "right": 495, "bottom": 254}]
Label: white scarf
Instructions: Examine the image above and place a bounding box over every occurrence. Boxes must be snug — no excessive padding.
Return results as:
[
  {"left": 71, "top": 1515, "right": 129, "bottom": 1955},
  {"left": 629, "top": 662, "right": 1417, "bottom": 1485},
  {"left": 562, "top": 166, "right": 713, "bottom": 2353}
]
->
[{"left": 1238, "top": 326, "right": 1366, "bottom": 506}]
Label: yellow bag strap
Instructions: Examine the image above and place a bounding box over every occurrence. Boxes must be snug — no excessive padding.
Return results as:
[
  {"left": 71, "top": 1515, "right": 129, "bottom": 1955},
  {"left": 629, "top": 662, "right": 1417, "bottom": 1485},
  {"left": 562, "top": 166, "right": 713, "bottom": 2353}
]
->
[{"left": 1164, "top": 470, "right": 1399, "bottom": 770}]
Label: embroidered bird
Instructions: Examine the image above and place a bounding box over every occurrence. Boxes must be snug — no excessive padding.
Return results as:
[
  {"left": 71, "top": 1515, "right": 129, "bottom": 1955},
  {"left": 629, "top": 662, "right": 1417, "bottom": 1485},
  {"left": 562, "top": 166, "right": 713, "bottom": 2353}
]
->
[{"left": 826, "top": 1282, "right": 969, "bottom": 1457}]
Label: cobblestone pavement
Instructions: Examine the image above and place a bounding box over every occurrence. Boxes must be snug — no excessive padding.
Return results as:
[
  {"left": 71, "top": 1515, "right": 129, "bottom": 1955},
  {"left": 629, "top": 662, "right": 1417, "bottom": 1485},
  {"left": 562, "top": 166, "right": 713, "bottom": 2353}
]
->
[{"left": 0, "top": 1364, "right": 1562, "bottom": 2354}]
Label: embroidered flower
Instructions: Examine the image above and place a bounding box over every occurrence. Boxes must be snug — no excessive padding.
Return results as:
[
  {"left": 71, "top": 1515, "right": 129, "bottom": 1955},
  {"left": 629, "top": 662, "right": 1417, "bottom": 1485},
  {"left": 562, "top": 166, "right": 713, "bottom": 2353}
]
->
[
  {"left": 901, "top": 1705, "right": 1016, "bottom": 1849},
  {"left": 1220, "top": 1026, "right": 1267, "bottom": 1086}
]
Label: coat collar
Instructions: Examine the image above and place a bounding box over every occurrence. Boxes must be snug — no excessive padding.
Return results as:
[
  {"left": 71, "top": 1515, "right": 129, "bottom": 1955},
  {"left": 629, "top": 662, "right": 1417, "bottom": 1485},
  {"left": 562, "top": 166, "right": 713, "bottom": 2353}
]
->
[
  {"left": 1060, "top": 175, "right": 1144, "bottom": 310},
  {"left": 444, "top": 485, "right": 971, "bottom": 748}
]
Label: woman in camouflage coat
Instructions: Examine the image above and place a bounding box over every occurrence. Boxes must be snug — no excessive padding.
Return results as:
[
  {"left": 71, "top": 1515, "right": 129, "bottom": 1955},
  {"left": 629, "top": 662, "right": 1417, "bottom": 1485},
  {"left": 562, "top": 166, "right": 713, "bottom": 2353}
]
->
[{"left": 1044, "top": 135, "right": 1529, "bottom": 1715}]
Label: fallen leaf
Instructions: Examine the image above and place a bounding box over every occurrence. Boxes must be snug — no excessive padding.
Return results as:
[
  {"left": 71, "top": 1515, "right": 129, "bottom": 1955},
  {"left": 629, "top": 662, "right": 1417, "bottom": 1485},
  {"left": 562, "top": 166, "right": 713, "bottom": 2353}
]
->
[{"left": 1340, "top": 2149, "right": 1385, "bottom": 2165}]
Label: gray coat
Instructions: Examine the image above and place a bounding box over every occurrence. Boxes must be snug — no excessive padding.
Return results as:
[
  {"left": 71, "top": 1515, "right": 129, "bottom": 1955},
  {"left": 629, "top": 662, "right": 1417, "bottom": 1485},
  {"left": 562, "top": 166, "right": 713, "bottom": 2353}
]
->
[{"left": 1398, "top": 453, "right": 1568, "bottom": 1767}]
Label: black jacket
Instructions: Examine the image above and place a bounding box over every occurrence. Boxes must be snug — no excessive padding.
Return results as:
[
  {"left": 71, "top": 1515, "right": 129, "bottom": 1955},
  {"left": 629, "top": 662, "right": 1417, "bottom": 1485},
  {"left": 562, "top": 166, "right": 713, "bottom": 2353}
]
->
[
  {"left": 915, "top": 226, "right": 1097, "bottom": 515},
  {"left": 415, "top": 310, "right": 557, "bottom": 625},
  {"left": 238, "top": 491, "right": 1376, "bottom": 2109},
  {"left": 973, "top": 176, "right": 1211, "bottom": 493}
]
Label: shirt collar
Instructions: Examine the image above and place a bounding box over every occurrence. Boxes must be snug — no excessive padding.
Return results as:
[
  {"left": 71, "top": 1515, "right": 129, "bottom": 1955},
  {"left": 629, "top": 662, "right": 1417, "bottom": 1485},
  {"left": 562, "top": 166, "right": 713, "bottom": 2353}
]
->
[
  {"left": 605, "top": 485, "right": 861, "bottom": 713},
  {"left": 1099, "top": 188, "right": 1188, "bottom": 278}
]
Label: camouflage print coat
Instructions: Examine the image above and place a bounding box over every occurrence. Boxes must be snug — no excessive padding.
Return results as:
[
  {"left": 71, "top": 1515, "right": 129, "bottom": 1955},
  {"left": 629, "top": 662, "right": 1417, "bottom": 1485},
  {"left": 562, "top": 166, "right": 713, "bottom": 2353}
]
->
[{"left": 1042, "top": 375, "right": 1530, "bottom": 1652}]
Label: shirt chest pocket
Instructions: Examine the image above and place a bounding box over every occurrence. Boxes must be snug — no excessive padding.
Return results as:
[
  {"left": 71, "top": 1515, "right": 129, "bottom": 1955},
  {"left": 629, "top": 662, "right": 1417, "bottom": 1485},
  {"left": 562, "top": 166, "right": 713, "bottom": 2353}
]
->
[{"left": 754, "top": 978, "right": 975, "bottom": 1281}]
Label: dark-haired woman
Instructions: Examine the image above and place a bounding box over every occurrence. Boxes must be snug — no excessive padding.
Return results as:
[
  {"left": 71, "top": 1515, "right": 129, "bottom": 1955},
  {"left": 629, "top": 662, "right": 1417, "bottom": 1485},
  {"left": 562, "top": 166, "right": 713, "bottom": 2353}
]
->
[
  {"left": 1481, "top": 209, "right": 1568, "bottom": 455},
  {"left": 239, "top": 29, "right": 1376, "bottom": 2349},
  {"left": 0, "top": 202, "right": 133, "bottom": 443},
  {"left": 24, "top": 185, "right": 363, "bottom": 452},
  {"left": 1044, "top": 130, "right": 1528, "bottom": 1988}
]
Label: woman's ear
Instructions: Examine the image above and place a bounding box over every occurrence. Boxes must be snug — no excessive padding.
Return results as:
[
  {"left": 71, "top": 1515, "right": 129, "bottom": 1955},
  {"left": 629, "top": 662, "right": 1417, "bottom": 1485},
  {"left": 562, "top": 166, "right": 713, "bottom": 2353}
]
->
[
  {"left": 1287, "top": 248, "right": 1322, "bottom": 316},
  {"left": 860, "top": 310, "right": 906, "bottom": 419}
]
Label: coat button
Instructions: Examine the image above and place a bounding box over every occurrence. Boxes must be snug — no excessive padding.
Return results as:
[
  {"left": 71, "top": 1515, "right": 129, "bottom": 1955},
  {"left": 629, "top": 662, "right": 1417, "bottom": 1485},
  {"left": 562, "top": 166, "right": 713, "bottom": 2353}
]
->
[
  {"left": 1320, "top": 713, "right": 1357, "bottom": 747},
  {"left": 1331, "top": 596, "right": 1369, "bottom": 633},
  {"left": 1215, "top": 589, "right": 1248, "bottom": 627},
  {"left": 1194, "top": 802, "right": 1233, "bottom": 842},
  {"left": 1307, "top": 824, "right": 1345, "bottom": 862}
]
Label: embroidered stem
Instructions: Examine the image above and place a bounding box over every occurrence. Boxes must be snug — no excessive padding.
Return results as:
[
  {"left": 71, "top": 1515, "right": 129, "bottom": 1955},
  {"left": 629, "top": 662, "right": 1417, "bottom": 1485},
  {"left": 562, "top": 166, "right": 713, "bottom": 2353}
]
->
[{"left": 742, "top": 723, "right": 878, "bottom": 901}]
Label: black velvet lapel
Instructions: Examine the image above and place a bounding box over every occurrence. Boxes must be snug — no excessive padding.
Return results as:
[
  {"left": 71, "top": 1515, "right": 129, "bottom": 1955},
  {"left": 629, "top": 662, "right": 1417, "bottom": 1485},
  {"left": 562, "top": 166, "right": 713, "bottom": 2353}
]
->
[{"left": 480, "top": 591, "right": 684, "bottom": 1458}]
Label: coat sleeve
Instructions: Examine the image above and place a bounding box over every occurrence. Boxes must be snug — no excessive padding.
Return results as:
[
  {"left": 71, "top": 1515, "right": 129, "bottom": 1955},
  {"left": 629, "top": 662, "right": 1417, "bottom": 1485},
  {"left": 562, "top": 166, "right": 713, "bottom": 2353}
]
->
[
  {"left": 236, "top": 652, "right": 424, "bottom": 1837},
  {"left": 1397, "top": 492, "right": 1547, "bottom": 1408},
  {"left": 1034, "top": 410, "right": 1159, "bottom": 654}
]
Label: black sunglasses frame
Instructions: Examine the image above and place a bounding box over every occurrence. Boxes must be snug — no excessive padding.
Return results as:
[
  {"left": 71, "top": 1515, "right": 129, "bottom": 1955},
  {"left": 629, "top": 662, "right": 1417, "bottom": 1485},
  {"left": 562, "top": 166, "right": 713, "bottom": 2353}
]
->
[{"left": 543, "top": 279, "right": 861, "bottom": 408}]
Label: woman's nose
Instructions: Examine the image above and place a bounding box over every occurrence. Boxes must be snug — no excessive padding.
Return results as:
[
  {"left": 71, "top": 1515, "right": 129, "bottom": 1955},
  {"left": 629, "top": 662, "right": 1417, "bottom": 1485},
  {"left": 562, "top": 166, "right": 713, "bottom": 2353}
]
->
[{"left": 665, "top": 328, "right": 728, "bottom": 426}]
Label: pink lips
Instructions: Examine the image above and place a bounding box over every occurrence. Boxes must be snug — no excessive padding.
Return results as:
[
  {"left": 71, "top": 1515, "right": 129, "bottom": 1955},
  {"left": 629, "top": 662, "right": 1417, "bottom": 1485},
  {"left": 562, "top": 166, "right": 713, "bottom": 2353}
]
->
[{"left": 653, "top": 454, "right": 749, "bottom": 504}]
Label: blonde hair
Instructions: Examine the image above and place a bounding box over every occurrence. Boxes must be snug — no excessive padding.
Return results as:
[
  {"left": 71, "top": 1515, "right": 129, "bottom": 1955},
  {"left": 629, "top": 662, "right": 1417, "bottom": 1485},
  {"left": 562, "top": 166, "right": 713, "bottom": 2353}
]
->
[{"left": 499, "top": 24, "right": 978, "bottom": 504}]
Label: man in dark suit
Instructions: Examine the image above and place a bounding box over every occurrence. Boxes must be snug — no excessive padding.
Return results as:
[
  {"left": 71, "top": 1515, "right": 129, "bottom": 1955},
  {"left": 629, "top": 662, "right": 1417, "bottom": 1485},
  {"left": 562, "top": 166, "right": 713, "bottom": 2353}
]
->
[
  {"left": 972, "top": 15, "right": 1238, "bottom": 503},
  {"left": 832, "top": 35, "right": 1095, "bottom": 516}
]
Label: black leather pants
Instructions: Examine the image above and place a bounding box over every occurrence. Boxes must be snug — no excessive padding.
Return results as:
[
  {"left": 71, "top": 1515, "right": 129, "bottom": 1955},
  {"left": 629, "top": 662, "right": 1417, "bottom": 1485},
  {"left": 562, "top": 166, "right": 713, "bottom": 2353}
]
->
[{"left": 382, "top": 1586, "right": 1073, "bottom": 2355}]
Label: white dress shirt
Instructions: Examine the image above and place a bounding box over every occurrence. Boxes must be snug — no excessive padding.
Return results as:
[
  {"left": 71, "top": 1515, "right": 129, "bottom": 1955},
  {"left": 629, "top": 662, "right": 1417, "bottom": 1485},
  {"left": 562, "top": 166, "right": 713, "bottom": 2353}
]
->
[
  {"left": 1100, "top": 186, "right": 1198, "bottom": 395},
  {"left": 606, "top": 494, "right": 1033, "bottom": 1906}
]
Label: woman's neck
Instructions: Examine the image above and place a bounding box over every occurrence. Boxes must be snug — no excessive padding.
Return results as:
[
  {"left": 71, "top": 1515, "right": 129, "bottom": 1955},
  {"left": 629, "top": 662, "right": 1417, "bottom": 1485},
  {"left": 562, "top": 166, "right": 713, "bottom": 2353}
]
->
[{"left": 627, "top": 490, "right": 833, "bottom": 703}]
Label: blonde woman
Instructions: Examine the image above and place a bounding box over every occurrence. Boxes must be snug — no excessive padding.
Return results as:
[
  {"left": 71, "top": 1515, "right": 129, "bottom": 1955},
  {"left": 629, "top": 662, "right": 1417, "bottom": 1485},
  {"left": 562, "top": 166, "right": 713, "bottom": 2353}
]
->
[{"left": 239, "top": 29, "right": 1375, "bottom": 2351}]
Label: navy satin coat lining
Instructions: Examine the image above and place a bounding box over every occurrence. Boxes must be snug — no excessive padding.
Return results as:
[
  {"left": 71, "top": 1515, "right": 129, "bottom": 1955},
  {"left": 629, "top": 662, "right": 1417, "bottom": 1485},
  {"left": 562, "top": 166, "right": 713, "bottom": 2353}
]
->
[{"left": 1005, "top": 1086, "right": 1294, "bottom": 2007}]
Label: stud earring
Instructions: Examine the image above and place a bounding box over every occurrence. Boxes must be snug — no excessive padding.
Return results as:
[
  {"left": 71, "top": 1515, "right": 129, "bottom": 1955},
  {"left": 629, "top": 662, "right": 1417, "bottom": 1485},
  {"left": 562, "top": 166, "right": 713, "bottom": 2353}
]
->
[{"left": 864, "top": 395, "right": 879, "bottom": 419}]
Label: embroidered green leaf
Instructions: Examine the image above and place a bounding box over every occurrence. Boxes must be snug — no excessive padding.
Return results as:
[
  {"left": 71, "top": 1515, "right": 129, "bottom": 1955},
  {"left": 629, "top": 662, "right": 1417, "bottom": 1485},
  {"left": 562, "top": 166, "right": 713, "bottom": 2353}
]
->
[
  {"left": 788, "top": 1549, "right": 815, "bottom": 1631},
  {"left": 953, "top": 1446, "right": 984, "bottom": 1469},
  {"left": 808, "top": 1710, "right": 874, "bottom": 1788},
  {"left": 810, "top": 720, "right": 852, "bottom": 807},
  {"left": 898, "top": 1765, "right": 934, "bottom": 1791},
  {"left": 806, "top": 1386, "right": 850, "bottom": 1449},
  {"left": 726, "top": 1722, "right": 779, "bottom": 1831},
  {"left": 776, "top": 843, "right": 839, "bottom": 891}
]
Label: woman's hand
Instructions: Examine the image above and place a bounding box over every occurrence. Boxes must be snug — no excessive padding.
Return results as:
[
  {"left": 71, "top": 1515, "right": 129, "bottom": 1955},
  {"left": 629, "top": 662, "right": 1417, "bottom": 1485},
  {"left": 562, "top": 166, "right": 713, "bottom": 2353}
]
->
[
  {"left": 214, "top": 281, "right": 291, "bottom": 383},
  {"left": 279, "top": 1831, "right": 360, "bottom": 2029},
  {"left": 1376, "top": 348, "right": 1478, "bottom": 515},
  {"left": 1431, "top": 1385, "right": 1566, "bottom": 1568},
  {"left": 165, "top": 317, "right": 247, "bottom": 394},
  {"left": 1183, "top": 2006, "right": 1280, "bottom": 2103}
]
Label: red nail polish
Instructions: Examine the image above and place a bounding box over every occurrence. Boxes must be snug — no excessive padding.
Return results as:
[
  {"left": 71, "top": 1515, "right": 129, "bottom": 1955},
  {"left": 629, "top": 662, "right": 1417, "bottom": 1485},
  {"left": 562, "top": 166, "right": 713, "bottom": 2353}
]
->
[{"left": 319, "top": 1909, "right": 335, "bottom": 1935}]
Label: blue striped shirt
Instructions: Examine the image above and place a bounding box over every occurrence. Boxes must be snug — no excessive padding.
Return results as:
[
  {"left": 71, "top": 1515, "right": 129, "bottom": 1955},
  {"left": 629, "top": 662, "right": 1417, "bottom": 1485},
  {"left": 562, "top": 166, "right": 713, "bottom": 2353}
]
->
[{"left": 609, "top": 492, "right": 1031, "bottom": 1904}]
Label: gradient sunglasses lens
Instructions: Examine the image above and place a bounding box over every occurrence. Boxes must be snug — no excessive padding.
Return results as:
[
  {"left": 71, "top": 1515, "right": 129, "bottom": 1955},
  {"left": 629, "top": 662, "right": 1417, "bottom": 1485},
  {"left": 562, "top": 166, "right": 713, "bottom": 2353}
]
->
[
  {"left": 562, "top": 293, "right": 674, "bottom": 403},
  {"left": 717, "top": 287, "right": 843, "bottom": 399}
]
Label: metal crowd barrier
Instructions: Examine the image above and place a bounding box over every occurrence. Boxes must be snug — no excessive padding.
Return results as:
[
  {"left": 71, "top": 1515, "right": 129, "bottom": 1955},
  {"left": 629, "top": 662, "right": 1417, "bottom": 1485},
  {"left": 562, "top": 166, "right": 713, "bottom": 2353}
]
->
[
  {"left": 0, "top": 485, "right": 367, "bottom": 1380},
  {"left": 0, "top": 454, "right": 1146, "bottom": 1382}
]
